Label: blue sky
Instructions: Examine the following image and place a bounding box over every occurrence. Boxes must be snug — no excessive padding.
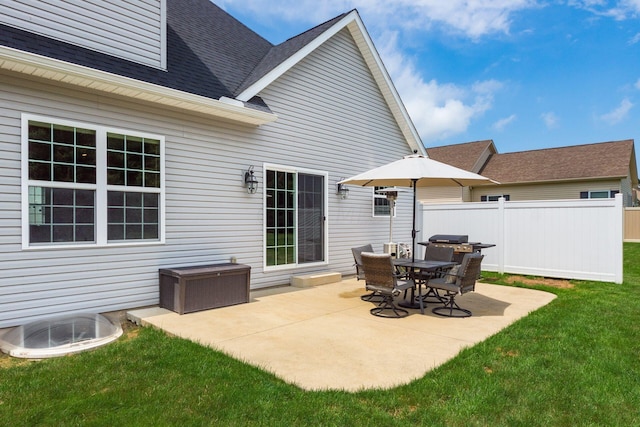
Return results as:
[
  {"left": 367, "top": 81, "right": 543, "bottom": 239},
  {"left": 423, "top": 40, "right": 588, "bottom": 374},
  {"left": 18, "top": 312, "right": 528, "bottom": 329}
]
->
[{"left": 217, "top": 1, "right": 640, "bottom": 163}]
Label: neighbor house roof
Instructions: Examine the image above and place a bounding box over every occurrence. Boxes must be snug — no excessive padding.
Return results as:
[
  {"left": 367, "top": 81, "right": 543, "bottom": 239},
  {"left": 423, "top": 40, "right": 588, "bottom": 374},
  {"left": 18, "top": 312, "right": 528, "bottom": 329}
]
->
[
  {"left": 0, "top": 0, "right": 425, "bottom": 152},
  {"left": 427, "top": 140, "right": 496, "bottom": 172},
  {"left": 479, "top": 139, "right": 637, "bottom": 184}
]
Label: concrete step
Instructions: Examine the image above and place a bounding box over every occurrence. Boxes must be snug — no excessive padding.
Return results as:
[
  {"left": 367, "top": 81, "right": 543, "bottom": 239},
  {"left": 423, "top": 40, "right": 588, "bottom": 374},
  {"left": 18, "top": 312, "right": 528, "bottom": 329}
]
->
[{"left": 291, "top": 272, "right": 342, "bottom": 287}]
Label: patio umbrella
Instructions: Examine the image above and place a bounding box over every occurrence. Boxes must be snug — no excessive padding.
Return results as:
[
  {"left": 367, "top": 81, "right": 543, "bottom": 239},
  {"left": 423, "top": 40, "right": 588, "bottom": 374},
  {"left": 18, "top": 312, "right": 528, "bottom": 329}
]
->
[{"left": 339, "top": 153, "right": 498, "bottom": 262}]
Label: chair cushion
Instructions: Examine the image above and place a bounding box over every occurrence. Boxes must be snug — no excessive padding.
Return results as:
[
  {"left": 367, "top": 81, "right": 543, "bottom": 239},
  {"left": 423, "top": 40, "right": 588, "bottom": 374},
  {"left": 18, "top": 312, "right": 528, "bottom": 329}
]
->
[{"left": 444, "top": 265, "right": 460, "bottom": 284}]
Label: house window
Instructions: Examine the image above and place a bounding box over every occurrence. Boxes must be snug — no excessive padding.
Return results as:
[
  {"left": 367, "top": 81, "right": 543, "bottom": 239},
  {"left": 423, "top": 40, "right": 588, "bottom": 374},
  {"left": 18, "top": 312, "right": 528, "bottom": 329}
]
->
[
  {"left": 373, "top": 186, "right": 392, "bottom": 216},
  {"left": 265, "top": 167, "right": 326, "bottom": 268},
  {"left": 106, "top": 133, "right": 161, "bottom": 241},
  {"left": 23, "top": 115, "right": 163, "bottom": 247},
  {"left": 580, "top": 190, "right": 618, "bottom": 199},
  {"left": 481, "top": 195, "right": 510, "bottom": 202}
]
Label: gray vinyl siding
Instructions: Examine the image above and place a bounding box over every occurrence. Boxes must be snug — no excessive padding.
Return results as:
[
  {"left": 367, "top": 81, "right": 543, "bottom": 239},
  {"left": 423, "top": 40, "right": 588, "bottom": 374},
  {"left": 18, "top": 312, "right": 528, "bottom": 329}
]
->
[
  {"left": 254, "top": 28, "right": 415, "bottom": 285},
  {"left": 0, "top": 28, "right": 413, "bottom": 327},
  {"left": 0, "top": 0, "right": 166, "bottom": 69}
]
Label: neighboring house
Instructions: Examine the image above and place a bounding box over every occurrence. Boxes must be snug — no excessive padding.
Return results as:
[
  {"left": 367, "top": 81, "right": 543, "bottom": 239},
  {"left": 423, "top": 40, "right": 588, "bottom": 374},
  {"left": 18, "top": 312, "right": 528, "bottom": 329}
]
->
[
  {"left": 420, "top": 139, "right": 639, "bottom": 206},
  {"left": 0, "top": 0, "right": 425, "bottom": 327}
]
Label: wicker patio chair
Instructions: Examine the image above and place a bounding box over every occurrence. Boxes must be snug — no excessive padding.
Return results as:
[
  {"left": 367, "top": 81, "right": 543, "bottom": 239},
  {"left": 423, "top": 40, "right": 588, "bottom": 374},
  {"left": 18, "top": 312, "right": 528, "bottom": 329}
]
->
[
  {"left": 360, "top": 252, "right": 415, "bottom": 318},
  {"left": 417, "top": 245, "right": 455, "bottom": 303},
  {"left": 351, "top": 244, "right": 374, "bottom": 281},
  {"left": 352, "top": 244, "right": 384, "bottom": 302},
  {"left": 426, "top": 253, "right": 484, "bottom": 318}
]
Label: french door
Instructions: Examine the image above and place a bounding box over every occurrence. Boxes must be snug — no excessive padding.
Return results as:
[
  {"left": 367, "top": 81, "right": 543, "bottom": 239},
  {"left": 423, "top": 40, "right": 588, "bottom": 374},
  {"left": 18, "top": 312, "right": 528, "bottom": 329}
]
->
[{"left": 265, "top": 168, "right": 326, "bottom": 267}]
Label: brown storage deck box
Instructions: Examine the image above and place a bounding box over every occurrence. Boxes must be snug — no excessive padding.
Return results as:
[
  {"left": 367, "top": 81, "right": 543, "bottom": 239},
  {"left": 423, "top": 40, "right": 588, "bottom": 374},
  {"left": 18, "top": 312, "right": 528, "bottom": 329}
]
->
[{"left": 159, "top": 263, "right": 251, "bottom": 314}]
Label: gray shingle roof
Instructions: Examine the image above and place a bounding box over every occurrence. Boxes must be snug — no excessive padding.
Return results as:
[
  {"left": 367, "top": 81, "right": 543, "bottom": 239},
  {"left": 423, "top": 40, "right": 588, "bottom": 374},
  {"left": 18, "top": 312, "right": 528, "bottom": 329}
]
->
[
  {"left": 427, "top": 139, "right": 636, "bottom": 185},
  {"left": 235, "top": 12, "right": 350, "bottom": 96},
  {"left": 427, "top": 140, "right": 494, "bottom": 172},
  {"left": 167, "top": 0, "right": 273, "bottom": 95},
  {"left": 0, "top": 0, "right": 347, "bottom": 111},
  {"left": 479, "top": 140, "right": 635, "bottom": 184}
]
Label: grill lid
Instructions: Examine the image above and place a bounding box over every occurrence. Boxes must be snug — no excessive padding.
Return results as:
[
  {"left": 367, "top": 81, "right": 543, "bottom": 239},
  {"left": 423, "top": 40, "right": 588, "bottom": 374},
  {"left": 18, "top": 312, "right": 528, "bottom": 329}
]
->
[{"left": 428, "top": 234, "right": 468, "bottom": 244}]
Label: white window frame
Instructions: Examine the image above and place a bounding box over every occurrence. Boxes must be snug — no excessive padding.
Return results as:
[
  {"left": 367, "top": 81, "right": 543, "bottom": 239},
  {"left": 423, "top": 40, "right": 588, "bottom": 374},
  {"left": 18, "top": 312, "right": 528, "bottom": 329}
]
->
[
  {"left": 262, "top": 163, "right": 329, "bottom": 272},
  {"left": 21, "top": 114, "right": 165, "bottom": 249},
  {"left": 372, "top": 186, "right": 396, "bottom": 217},
  {"left": 581, "top": 190, "right": 618, "bottom": 199},
  {"left": 481, "top": 194, "right": 510, "bottom": 202}
]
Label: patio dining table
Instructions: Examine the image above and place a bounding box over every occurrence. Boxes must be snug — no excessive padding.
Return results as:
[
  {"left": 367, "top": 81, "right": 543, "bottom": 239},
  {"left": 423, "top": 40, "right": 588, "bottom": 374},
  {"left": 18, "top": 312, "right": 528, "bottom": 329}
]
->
[{"left": 393, "top": 258, "right": 457, "bottom": 314}]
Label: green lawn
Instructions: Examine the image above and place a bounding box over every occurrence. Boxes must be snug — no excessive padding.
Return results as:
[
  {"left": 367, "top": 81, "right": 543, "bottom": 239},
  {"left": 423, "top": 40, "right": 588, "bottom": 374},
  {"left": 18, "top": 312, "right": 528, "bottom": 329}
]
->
[{"left": 2, "top": 244, "right": 640, "bottom": 426}]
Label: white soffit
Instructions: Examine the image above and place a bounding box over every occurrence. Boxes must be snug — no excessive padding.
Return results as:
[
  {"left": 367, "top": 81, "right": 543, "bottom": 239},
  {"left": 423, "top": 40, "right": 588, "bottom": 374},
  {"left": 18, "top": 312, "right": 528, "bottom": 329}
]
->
[{"left": 0, "top": 46, "right": 277, "bottom": 126}]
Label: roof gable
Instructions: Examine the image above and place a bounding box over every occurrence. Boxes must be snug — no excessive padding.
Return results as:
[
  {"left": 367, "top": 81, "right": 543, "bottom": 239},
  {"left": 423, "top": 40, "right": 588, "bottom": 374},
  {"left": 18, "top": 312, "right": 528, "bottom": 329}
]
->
[
  {"left": 234, "top": 13, "right": 349, "bottom": 97},
  {"left": 236, "top": 10, "right": 425, "bottom": 154},
  {"left": 427, "top": 140, "right": 495, "bottom": 172},
  {"left": 480, "top": 140, "right": 636, "bottom": 184}
]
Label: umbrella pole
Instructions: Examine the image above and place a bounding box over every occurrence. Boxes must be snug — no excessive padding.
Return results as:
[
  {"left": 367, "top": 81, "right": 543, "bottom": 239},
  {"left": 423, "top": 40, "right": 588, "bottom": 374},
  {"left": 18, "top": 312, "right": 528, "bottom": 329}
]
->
[
  {"left": 411, "top": 179, "right": 417, "bottom": 263},
  {"left": 389, "top": 199, "right": 394, "bottom": 244}
]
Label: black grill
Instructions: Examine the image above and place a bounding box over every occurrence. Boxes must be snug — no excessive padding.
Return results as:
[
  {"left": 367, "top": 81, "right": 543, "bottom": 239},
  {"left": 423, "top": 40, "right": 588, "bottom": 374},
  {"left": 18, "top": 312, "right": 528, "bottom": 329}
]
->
[
  {"left": 428, "top": 234, "right": 468, "bottom": 244},
  {"left": 421, "top": 235, "right": 495, "bottom": 264}
]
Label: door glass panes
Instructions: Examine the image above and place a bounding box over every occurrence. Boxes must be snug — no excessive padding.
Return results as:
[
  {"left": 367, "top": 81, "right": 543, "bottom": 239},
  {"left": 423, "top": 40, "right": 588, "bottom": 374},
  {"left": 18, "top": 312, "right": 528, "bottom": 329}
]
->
[
  {"left": 266, "top": 169, "right": 325, "bottom": 266},
  {"left": 298, "top": 173, "right": 324, "bottom": 263},
  {"left": 266, "top": 170, "right": 296, "bottom": 266}
]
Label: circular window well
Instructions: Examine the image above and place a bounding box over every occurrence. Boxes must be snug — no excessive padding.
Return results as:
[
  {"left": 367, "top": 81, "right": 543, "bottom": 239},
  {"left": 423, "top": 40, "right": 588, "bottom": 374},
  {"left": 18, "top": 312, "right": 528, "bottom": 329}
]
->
[{"left": 0, "top": 313, "right": 123, "bottom": 359}]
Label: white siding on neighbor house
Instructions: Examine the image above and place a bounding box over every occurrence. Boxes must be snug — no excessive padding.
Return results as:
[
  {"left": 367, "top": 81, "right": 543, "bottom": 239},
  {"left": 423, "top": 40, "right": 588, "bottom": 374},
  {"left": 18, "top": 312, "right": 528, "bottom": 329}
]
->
[
  {"left": 0, "top": 27, "right": 414, "bottom": 327},
  {"left": 471, "top": 179, "right": 623, "bottom": 203},
  {"left": 0, "top": 0, "right": 166, "bottom": 69},
  {"left": 417, "top": 186, "right": 466, "bottom": 203}
]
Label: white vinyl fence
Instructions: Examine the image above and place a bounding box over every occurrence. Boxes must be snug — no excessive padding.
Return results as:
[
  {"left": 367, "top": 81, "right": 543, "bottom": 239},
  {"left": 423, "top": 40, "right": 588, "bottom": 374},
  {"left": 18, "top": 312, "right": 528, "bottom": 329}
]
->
[{"left": 419, "top": 194, "right": 624, "bottom": 283}]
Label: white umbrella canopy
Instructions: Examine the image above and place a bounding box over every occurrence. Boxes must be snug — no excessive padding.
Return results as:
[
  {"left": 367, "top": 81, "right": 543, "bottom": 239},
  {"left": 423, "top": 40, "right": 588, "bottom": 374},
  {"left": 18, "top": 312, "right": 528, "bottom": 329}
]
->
[
  {"left": 338, "top": 153, "right": 499, "bottom": 188},
  {"left": 340, "top": 154, "right": 498, "bottom": 262}
]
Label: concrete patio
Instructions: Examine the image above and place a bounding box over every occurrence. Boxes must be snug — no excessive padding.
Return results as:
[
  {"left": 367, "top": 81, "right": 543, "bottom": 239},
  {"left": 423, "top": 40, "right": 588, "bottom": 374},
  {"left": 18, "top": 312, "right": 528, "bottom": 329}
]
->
[{"left": 127, "top": 277, "right": 556, "bottom": 392}]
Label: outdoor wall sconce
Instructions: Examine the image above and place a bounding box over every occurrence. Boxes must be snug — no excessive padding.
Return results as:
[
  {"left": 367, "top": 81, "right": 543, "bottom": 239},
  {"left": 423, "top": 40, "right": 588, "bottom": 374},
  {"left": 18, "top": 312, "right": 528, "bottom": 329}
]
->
[
  {"left": 336, "top": 179, "right": 349, "bottom": 199},
  {"left": 244, "top": 166, "right": 258, "bottom": 194}
]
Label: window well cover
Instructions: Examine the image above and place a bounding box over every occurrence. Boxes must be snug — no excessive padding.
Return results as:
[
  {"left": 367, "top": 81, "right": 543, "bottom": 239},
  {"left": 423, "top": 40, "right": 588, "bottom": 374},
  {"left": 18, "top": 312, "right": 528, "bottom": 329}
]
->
[{"left": 0, "top": 313, "right": 123, "bottom": 358}]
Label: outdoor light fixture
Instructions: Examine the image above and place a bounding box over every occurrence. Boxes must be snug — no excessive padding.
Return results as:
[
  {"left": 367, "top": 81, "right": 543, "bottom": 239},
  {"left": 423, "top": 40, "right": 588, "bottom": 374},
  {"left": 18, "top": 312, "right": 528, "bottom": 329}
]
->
[
  {"left": 336, "top": 179, "right": 349, "bottom": 199},
  {"left": 244, "top": 166, "right": 258, "bottom": 194}
]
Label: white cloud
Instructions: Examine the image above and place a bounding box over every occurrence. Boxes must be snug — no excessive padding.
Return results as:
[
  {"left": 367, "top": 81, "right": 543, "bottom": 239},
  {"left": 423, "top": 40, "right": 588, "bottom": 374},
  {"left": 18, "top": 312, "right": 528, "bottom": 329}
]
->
[
  {"left": 377, "top": 33, "right": 502, "bottom": 142},
  {"left": 629, "top": 32, "right": 640, "bottom": 44},
  {"left": 492, "top": 114, "right": 517, "bottom": 131},
  {"left": 389, "top": 0, "right": 539, "bottom": 39},
  {"left": 569, "top": 0, "right": 640, "bottom": 20},
  {"left": 217, "top": 1, "right": 512, "bottom": 140},
  {"left": 218, "top": 0, "right": 539, "bottom": 39},
  {"left": 541, "top": 111, "right": 559, "bottom": 129},
  {"left": 600, "top": 98, "right": 634, "bottom": 124}
]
